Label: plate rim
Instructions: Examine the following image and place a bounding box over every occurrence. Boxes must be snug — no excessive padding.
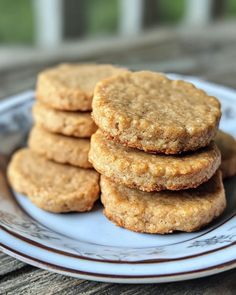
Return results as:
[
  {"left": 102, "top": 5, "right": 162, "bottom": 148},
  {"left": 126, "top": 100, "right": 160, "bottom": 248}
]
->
[
  {"left": 1, "top": 240, "right": 236, "bottom": 283},
  {"left": 1, "top": 210, "right": 236, "bottom": 264}
]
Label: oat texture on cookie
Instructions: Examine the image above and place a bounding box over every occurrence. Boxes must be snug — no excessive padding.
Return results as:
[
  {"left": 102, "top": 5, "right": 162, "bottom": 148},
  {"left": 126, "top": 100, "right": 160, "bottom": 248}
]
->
[
  {"left": 36, "top": 63, "right": 129, "bottom": 111},
  {"left": 92, "top": 71, "right": 221, "bottom": 154},
  {"left": 7, "top": 149, "right": 100, "bottom": 213},
  {"left": 89, "top": 130, "right": 221, "bottom": 191},
  {"left": 29, "top": 125, "right": 92, "bottom": 168},
  {"left": 100, "top": 171, "right": 226, "bottom": 234},
  {"left": 33, "top": 101, "right": 97, "bottom": 138}
]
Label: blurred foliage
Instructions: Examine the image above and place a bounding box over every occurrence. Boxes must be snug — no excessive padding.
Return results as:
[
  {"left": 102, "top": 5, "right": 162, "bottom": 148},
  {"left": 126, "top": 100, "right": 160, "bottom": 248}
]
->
[
  {"left": 226, "top": 0, "right": 236, "bottom": 17},
  {"left": 158, "top": 0, "right": 185, "bottom": 23},
  {"left": 87, "top": 0, "right": 119, "bottom": 35},
  {"left": 0, "top": 0, "right": 236, "bottom": 44},
  {"left": 0, "top": 0, "right": 33, "bottom": 44}
]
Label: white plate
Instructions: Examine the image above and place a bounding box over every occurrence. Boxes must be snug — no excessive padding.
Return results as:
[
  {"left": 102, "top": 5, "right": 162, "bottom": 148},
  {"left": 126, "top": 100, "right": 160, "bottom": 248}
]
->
[{"left": 0, "top": 75, "right": 236, "bottom": 283}]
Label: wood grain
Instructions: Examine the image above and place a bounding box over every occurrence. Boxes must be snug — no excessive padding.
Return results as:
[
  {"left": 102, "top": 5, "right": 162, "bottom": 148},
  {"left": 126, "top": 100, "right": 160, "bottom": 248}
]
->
[{"left": 0, "top": 253, "right": 26, "bottom": 276}]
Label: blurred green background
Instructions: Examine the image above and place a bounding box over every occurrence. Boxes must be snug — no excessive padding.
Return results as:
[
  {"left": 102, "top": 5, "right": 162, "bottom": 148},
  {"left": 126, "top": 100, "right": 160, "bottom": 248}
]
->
[
  {"left": 1, "top": 0, "right": 236, "bottom": 44},
  {"left": 0, "top": 0, "right": 33, "bottom": 43}
]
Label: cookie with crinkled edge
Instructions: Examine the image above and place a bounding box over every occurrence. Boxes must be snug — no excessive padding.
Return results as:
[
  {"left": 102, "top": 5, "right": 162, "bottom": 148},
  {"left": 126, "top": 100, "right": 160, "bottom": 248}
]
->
[
  {"left": 7, "top": 148, "right": 100, "bottom": 213},
  {"left": 33, "top": 101, "right": 97, "bottom": 138},
  {"left": 101, "top": 171, "right": 226, "bottom": 234},
  {"left": 215, "top": 130, "right": 236, "bottom": 178},
  {"left": 89, "top": 129, "right": 221, "bottom": 191},
  {"left": 29, "top": 125, "right": 91, "bottom": 168},
  {"left": 36, "top": 63, "right": 129, "bottom": 111},
  {"left": 92, "top": 71, "right": 221, "bottom": 154}
]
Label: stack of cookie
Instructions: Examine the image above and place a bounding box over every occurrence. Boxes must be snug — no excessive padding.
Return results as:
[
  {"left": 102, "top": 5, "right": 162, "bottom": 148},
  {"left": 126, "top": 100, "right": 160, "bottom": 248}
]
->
[
  {"left": 8, "top": 64, "right": 128, "bottom": 213},
  {"left": 90, "top": 71, "right": 227, "bottom": 234}
]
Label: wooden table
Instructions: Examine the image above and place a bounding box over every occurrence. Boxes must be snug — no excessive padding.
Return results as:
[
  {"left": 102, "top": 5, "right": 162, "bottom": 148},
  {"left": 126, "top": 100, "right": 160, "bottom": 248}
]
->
[{"left": 1, "top": 22, "right": 236, "bottom": 294}]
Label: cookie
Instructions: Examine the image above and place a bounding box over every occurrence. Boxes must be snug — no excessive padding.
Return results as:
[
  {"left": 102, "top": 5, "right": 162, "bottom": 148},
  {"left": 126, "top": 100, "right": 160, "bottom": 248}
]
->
[
  {"left": 36, "top": 63, "right": 128, "bottom": 111},
  {"left": 7, "top": 149, "right": 100, "bottom": 213},
  {"left": 33, "top": 101, "right": 97, "bottom": 138},
  {"left": 215, "top": 130, "right": 236, "bottom": 178},
  {"left": 92, "top": 71, "right": 221, "bottom": 154},
  {"left": 28, "top": 125, "right": 91, "bottom": 168},
  {"left": 89, "top": 130, "right": 221, "bottom": 191},
  {"left": 101, "top": 171, "right": 226, "bottom": 234}
]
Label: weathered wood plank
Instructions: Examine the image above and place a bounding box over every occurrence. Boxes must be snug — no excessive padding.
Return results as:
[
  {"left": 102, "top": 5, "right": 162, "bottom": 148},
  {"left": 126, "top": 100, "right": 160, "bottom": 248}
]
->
[
  {"left": 0, "top": 265, "right": 236, "bottom": 295},
  {"left": 0, "top": 267, "right": 83, "bottom": 295},
  {"left": 0, "top": 253, "right": 26, "bottom": 276}
]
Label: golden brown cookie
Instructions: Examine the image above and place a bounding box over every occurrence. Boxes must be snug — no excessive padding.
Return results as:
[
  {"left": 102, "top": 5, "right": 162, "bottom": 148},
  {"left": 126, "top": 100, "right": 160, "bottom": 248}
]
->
[
  {"left": 28, "top": 125, "right": 91, "bottom": 168},
  {"left": 93, "top": 71, "right": 221, "bottom": 154},
  {"left": 215, "top": 130, "right": 236, "bottom": 178},
  {"left": 89, "top": 130, "right": 221, "bottom": 191},
  {"left": 33, "top": 101, "right": 97, "bottom": 138},
  {"left": 7, "top": 149, "right": 100, "bottom": 213},
  {"left": 101, "top": 171, "right": 226, "bottom": 234},
  {"left": 36, "top": 63, "right": 128, "bottom": 111}
]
